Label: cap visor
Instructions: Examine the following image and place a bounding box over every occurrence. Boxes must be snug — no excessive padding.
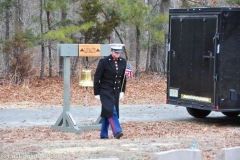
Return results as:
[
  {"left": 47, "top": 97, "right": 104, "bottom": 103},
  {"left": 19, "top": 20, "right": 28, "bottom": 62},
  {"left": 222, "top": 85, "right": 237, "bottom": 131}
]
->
[{"left": 113, "top": 49, "right": 122, "bottom": 53}]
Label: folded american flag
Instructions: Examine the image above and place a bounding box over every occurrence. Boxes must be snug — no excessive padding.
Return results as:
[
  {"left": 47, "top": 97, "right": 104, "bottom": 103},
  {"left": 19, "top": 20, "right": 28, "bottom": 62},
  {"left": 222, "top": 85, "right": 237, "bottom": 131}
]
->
[{"left": 125, "top": 61, "right": 133, "bottom": 79}]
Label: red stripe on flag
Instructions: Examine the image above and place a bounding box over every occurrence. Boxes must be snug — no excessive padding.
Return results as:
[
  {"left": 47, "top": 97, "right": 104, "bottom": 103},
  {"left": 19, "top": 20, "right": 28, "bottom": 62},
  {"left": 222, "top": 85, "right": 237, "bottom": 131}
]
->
[{"left": 125, "top": 61, "right": 133, "bottom": 79}]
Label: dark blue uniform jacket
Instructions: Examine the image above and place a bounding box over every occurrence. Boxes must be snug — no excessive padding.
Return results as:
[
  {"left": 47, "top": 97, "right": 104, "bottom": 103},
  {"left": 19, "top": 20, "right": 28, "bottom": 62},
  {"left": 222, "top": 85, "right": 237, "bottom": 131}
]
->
[{"left": 94, "top": 54, "right": 127, "bottom": 118}]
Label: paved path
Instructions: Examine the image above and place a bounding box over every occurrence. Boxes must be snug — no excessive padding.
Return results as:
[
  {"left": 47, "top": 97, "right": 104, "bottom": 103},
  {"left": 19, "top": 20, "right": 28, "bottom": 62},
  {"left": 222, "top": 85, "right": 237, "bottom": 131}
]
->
[{"left": 0, "top": 104, "right": 228, "bottom": 129}]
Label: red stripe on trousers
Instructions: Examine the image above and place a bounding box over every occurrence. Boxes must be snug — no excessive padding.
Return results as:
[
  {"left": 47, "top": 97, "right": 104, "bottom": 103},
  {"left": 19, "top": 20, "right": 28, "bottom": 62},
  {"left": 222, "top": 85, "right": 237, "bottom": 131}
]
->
[{"left": 109, "top": 117, "right": 117, "bottom": 134}]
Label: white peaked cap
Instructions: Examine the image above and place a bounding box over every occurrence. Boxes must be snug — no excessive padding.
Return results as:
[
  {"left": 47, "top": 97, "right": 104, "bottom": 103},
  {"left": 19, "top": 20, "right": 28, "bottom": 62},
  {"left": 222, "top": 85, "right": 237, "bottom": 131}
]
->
[{"left": 109, "top": 43, "right": 125, "bottom": 50}]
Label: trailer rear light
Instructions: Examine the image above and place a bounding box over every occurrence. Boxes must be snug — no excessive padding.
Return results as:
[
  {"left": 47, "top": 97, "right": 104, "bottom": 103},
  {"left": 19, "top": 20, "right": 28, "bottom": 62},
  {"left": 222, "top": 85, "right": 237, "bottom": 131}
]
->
[
  {"left": 215, "top": 105, "right": 219, "bottom": 110},
  {"left": 166, "top": 98, "right": 169, "bottom": 103}
]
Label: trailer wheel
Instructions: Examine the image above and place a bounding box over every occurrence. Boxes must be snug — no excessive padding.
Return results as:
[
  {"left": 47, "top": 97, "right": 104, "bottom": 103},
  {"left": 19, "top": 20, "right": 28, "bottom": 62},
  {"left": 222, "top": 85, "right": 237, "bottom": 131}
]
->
[
  {"left": 186, "top": 107, "right": 211, "bottom": 118},
  {"left": 221, "top": 112, "right": 240, "bottom": 117}
]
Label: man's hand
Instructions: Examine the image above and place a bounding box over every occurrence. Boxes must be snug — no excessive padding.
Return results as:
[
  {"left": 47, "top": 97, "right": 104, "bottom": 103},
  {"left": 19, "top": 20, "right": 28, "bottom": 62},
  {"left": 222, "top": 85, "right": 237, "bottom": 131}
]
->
[
  {"left": 95, "top": 95, "right": 100, "bottom": 100},
  {"left": 119, "top": 92, "right": 124, "bottom": 100}
]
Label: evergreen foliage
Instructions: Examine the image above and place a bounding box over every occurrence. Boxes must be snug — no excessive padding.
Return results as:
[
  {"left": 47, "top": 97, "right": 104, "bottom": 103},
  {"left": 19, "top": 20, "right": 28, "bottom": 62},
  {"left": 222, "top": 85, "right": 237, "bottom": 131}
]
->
[
  {"left": 44, "top": 23, "right": 94, "bottom": 43},
  {"left": 226, "top": 0, "right": 240, "bottom": 5},
  {"left": 3, "top": 27, "right": 37, "bottom": 84},
  {"left": 0, "top": 0, "right": 17, "bottom": 14},
  {"left": 44, "top": 0, "right": 120, "bottom": 44},
  {"left": 0, "top": 0, "right": 171, "bottom": 79},
  {"left": 115, "top": 0, "right": 151, "bottom": 26},
  {"left": 43, "top": 0, "right": 70, "bottom": 12},
  {"left": 149, "top": 14, "right": 168, "bottom": 43},
  {"left": 110, "top": 0, "right": 152, "bottom": 77},
  {"left": 78, "top": 0, "right": 120, "bottom": 43}
]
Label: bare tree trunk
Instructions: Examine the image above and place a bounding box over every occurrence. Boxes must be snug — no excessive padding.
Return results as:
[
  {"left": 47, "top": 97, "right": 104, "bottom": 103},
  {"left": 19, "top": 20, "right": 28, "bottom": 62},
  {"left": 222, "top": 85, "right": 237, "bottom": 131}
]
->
[
  {"left": 3, "top": 9, "right": 10, "bottom": 77},
  {"left": 145, "top": 30, "right": 151, "bottom": 74},
  {"left": 59, "top": 10, "right": 67, "bottom": 77},
  {"left": 48, "top": 40, "right": 52, "bottom": 78},
  {"left": 145, "top": 0, "right": 150, "bottom": 74},
  {"left": 59, "top": 54, "right": 64, "bottom": 77},
  {"left": 114, "top": 28, "right": 129, "bottom": 60},
  {"left": 12, "top": 0, "right": 23, "bottom": 79},
  {"left": 5, "top": 10, "right": 9, "bottom": 44},
  {"left": 135, "top": 26, "right": 141, "bottom": 78},
  {"left": 71, "top": 57, "right": 79, "bottom": 76},
  {"left": 15, "top": 0, "right": 23, "bottom": 27},
  {"left": 40, "top": 0, "right": 45, "bottom": 79},
  {"left": 46, "top": 11, "right": 52, "bottom": 77},
  {"left": 149, "top": 0, "right": 170, "bottom": 73},
  {"left": 150, "top": 44, "right": 161, "bottom": 72},
  {"left": 160, "top": 0, "right": 171, "bottom": 14},
  {"left": 156, "top": 44, "right": 160, "bottom": 73}
]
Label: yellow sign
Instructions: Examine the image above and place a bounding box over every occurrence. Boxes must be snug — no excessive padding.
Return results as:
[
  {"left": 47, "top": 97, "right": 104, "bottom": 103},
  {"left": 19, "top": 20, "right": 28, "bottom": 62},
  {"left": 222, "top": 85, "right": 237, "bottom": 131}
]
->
[
  {"left": 181, "top": 94, "right": 211, "bottom": 103},
  {"left": 79, "top": 44, "right": 101, "bottom": 57}
]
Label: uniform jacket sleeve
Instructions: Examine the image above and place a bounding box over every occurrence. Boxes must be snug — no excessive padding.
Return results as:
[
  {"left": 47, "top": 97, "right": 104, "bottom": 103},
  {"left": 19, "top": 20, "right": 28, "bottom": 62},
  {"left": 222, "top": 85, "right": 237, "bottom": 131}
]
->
[
  {"left": 121, "top": 59, "right": 127, "bottom": 93},
  {"left": 94, "top": 59, "right": 104, "bottom": 95}
]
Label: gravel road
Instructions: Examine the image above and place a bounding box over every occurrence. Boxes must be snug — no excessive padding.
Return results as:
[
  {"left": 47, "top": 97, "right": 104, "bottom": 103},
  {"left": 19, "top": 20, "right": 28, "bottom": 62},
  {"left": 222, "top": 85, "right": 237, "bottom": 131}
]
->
[{"left": 0, "top": 104, "right": 225, "bottom": 129}]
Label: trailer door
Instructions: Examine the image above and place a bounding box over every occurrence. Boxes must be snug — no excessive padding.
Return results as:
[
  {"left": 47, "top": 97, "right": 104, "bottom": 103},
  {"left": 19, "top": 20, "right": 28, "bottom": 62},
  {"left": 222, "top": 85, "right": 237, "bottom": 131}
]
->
[{"left": 168, "top": 15, "right": 218, "bottom": 108}]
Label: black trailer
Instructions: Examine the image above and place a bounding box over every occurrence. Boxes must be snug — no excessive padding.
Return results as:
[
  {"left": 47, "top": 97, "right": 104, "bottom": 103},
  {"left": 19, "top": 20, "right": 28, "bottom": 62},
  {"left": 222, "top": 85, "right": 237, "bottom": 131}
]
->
[{"left": 166, "top": 7, "right": 240, "bottom": 118}]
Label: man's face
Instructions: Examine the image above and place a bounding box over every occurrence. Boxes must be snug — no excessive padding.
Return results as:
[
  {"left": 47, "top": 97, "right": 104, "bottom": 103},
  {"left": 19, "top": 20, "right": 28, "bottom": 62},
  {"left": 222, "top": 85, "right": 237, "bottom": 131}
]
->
[{"left": 111, "top": 50, "right": 121, "bottom": 59}]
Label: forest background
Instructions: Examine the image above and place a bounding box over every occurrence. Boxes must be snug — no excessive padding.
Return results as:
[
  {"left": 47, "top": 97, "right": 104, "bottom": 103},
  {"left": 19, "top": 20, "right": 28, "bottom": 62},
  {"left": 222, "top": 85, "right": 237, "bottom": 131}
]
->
[
  {"left": 0, "top": 0, "right": 239, "bottom": 107},
  {"left": 1, "top": 1, "right": 240, "bottom": 159}
]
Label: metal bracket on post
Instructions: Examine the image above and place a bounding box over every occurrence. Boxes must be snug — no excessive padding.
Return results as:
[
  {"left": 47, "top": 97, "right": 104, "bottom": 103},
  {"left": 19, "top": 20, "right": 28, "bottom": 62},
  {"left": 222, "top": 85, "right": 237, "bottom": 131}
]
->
[
  {"left": 51, "top": 44, "right": 110, "bottom": 133},
  {"left": 51, "top": 56, "right": 83, "bottom": 133},
  {"left": 51, "top": 111, "right": 81, "bottom": 133}
]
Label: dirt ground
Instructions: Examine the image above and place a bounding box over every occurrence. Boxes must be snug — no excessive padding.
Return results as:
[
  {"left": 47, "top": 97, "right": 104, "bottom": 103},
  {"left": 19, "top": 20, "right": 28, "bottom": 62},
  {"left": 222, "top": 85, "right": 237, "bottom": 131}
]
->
[
  {"left": 1, "top": 120, "right": 240, "bottom": 160},
  {"left": 1, "top": 73, "right": 240, "bottom": 160}
]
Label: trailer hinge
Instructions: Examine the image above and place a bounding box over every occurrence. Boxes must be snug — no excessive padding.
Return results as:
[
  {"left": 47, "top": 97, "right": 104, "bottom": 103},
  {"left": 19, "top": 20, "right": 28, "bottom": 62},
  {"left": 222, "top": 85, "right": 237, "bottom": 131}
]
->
[
  {"left": 215, "top": 33, "right": 220, "bottom": 40},
  {"left": 165, "top": 33, "right": 170, "bottom": 40},
  {"left": 213, "top": 33, "right": 220, "bottom": 43},
  {"left": 213, "top": 75, "right": 218, "bottom": 81},
  {"left": 165, "top": 71, "right": 170, "bottom": 76}
]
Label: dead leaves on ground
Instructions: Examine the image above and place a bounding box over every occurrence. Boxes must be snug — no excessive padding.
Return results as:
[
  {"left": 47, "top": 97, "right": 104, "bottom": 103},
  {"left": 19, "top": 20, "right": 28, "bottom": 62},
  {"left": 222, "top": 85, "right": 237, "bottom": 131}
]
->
[
  {"left": 1, "top": 121, "right": 240, "bottom": 160},
  {"left": 1, "top": 121, "right": 240, "bottom": 144},
  {"left": 0, "top": 72, "right": 166, "bottom": 107}
]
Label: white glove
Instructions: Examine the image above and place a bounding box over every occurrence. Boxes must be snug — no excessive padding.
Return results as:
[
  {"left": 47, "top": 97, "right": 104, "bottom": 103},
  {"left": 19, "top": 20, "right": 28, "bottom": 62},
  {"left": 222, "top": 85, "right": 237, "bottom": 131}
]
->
[
  {"left": 95, "top": 95, "right": 100, "bottom": 100},
  {"left": 119, "top": 92, "right": 124, "bottom": 100}
]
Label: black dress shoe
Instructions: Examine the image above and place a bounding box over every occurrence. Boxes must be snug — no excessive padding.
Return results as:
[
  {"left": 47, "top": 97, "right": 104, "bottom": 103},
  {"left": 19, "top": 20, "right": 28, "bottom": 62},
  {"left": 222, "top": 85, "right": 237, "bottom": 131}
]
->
[
  {"left": 100, "top": 137, "right": 109, "bottom": 139},
  {"left": 114, "top": 132, "right": 123, "bottom": 139}
]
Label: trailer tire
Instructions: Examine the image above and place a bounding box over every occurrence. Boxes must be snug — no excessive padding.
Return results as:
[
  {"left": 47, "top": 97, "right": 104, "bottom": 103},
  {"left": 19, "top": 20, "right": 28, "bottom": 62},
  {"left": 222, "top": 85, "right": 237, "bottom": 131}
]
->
[
  {"left": 221, "top": 112, "right": 240, "bottom": 117},
  {"left": 186, "top": 107, "right": 211, "bottom": 118}
]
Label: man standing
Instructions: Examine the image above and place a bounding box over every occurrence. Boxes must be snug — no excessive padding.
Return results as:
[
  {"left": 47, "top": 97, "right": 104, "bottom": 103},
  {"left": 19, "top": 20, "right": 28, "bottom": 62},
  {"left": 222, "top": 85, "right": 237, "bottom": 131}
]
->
[{"left": 94, "top": 43, "right": 127, "bottom": 139}]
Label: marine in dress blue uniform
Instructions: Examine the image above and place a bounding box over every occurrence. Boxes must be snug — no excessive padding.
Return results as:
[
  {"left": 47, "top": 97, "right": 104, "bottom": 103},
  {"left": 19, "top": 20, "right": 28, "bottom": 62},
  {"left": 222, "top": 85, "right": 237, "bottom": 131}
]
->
[{"left": 94, "top": 43, "right": 127, "bottom": 139}]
